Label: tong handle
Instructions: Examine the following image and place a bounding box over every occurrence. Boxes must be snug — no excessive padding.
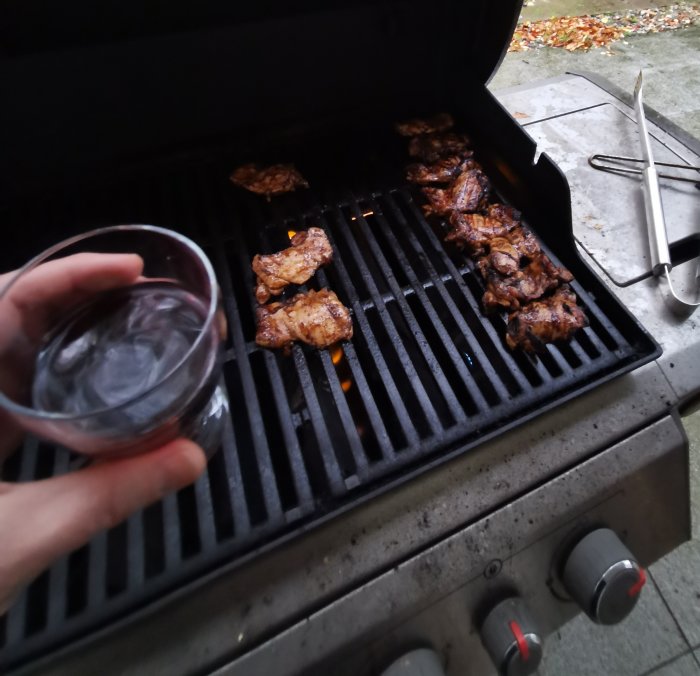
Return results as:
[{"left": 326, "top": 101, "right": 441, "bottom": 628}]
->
[
  {"left": 642, "top": 165, "right": 671, "bottom": 275},
  {"left": 588, "top": 154, "right": 700, "bottom": 184}
]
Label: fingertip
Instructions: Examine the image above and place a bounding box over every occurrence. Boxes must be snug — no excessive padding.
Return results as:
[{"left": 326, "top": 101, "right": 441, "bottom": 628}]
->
[
  {"left": 124, "top": 253, "right": 145, "bottom": 279},
  {"left": 157, "top": 438, "right": 207, "bottom": 491},
  {"left": 61, "top": 252, "right": 146, "bottom": 292}
]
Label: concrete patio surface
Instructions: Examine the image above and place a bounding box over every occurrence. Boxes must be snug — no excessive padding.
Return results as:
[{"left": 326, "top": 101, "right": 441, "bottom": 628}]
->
[
  {"left": 492, "top": 25, "right": 700, "bottom": 139},
  {"left": 521, "top": 0, "right": 670, "bottom": 22}
]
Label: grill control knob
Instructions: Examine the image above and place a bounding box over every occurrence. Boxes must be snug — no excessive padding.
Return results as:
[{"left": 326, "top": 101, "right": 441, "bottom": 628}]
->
[
  {"left": 381, "top": 648, "right": 445, "bottom": 676},
  {"left": 562, "top": 528, "right": 646, "bottom": 625},
  {"left": 480, "top": 597, "right": 543, "bottom": 676}
]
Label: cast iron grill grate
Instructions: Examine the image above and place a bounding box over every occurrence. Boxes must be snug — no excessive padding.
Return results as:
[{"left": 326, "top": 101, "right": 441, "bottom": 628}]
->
[{"left": 0, "top": 138, "right": 658, "bottom": 669}]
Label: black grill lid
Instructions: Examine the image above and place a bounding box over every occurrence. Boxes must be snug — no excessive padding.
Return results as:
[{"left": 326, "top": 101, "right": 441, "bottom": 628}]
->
[
  {"left": 0, "top": 0, "right": 522, "bottom": 187},
  {"left": 3, "top": 0, "right": 521, "bottom": 63}
]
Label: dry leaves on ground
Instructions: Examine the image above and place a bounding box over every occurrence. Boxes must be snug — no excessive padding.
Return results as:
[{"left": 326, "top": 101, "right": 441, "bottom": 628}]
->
[{"left": 510, "top": 3, "right": 700, "bottom": 52}]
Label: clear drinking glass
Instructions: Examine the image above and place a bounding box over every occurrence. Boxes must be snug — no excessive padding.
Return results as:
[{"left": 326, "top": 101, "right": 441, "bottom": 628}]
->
[{"left": 0, "top": 225, "right": 228, "bottom": 458}]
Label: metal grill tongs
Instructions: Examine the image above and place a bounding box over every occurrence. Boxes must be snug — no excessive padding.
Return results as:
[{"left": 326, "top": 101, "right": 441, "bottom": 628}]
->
[
  {"left": 588, "top": 154, "right": 700, "bottom": 186},
  {"left": 632, "top": 71, "right": 699, "bottom": 314}
]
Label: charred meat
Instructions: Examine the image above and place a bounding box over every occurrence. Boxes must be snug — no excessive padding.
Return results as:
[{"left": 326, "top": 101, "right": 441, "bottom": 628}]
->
[
  {"left": 478, "top": 227, "right": 541, "bottom": 276},
  {"left": 445, "top": 208, "right": 520, "bottom": 255},
  {"left": 230, "top": 163, "right": 309, "bottom": 199},
  {"left": 405, "top": 155, "right": 473, "bottom": 185},
  {"left": 252, "top": 228, "right": 333, "bottom": 304},
  {"left": 255, "top": 289, "right": 353, "bottom": 350},
  {"left": 422, "top": 165, "right": 490, "bottom": 216},
  {"left": 506, "top": 286, "right": 588, "bottom": 352},
  {"left": 480, "top": 254, "right": 573, "bottom": 312},
  {"left": 408, "top": 132, "right": 472, "bottom": 163},
  {"left": 484, "top": 204, "right": 522, "bottom": 230},
  {"left": 398, "top": 113, "right": 587, "bottom": 350},
  {"left": 396, "top": 113, "right": 454, "bottom": 137}
]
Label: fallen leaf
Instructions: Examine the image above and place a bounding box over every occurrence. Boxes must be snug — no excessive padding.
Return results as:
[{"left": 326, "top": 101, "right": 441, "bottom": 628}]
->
[
  {"left": 509, "top": 4, "right": 700, "bottom": 53},
  {"left": 513, "top": 111, "right": 530, "bottom": 119}
]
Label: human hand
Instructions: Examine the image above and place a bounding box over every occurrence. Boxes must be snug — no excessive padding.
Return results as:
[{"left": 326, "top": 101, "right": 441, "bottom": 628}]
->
[{"left": 0, "top": 254, "right": 207, "bottom": 614}]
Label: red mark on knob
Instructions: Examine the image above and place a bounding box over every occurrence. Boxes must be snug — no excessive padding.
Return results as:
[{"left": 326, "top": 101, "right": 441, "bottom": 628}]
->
[
  {"left": 509, "top": 620, "right": 530, "bottom": 661},
  {"left": 628, "top": 567, "right": 647, "bottom": 597}
]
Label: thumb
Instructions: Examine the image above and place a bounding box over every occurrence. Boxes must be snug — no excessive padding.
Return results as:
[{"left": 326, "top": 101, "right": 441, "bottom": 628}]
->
[{"left": 0, "top": 439, "right": 206, "bottom": 614}]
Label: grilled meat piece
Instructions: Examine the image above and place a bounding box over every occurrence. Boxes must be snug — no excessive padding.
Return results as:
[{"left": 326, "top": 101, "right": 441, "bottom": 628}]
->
[
  {"left": 256, "top": 289, "right": 353, "bottom": 350},
  {"left": 506, "top": 286, "right": 588, "bottom": 351},
  {"left": 405, "top": 155, "right": 474, "bottom": 185},
  {"left": 408, "top": 132, "right": 472, "bottom": 163},
  {"left": 445, "top": 209, "right": 520, "bottom": 255},
  {"left": 478, "top": 227, "right": 541, "bottom": 276},
  {"left": 396, "top": 113, "right": 454, "bottom": 137},
  {"left": 480, "top": 253, "right": 574, "bottom": 312},
  {"left": 230, "top": 163, "right": 309, "bottom": 199},
  {"left": 422, "top": 166, "right": 490, "bottom": 216},
  {"left": 252, "top": 228, "right": 333, "bottom": 304},
  {"left": 485, "top": 203, "right": 522, "bottom": 230}
]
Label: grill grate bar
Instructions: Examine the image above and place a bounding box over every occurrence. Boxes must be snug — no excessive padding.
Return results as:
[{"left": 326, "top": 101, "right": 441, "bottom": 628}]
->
[
  {"left": 562, "top": 337, "right": 587, "bottom": 366},
  {"left": 398, "top": 188, "right": 538, "bottom": 393},
  {"left": 562, "top": 352, "right": 620, "bottom": 381},
  {"left": 314, "top": 210, "right": 420, "bottom": 449},
  {"left": 331, "top": 201, "right": 444, "bottom": 436},
  {"left": 343, "top": 341, "right": 397, "bottom": 459},
  {"left": 354, "top": 266, "right": 470, "bottom": 311},
  {"left": 316, "top": 342, "right": 371, "bottom": 479},
  {"left": 199, "top": 175, "right": 285, "bottom": 522},
  {"left": 292, "top": 346, "right": 350, "bottom": 494},
  {"left": 544, "top": 345, "right": 573, "bottom": 378},
  {"left": 192, "top": 465, "right": 217, "bottom": 553},
  {"left": 517, "top": 345, "right": 556, "bottom": 384},
  {"left": 320, "top": 331, "right": 396, "bottom": 463},
  {"left": 374, "top": 191, "right": 511, "bottom": 406},
  {"left": 86, "top": 532, "right": 108, "bottom": 608},
  {"left": 161, "top": 494, "right": 184, "bottom": 569},
  {"left": 570, "top": 279, "right": 626, "bottom": 350},
  {"left": 126, "top": 513, "right": 145, "bottom": 589},
  {"left": 4, "top": 595, "right": 26, "bottom": 647},
  {"left": 46, "top": 451, "right": 71, "bottom": 629},
  {"left": 17, "top": 437, "right": 39, "bottom": 481},
  {"left": 219, "top": 413, "right": 252, "bottom": 538},
  {"left": 347, "top": 195, "right": 474, "bottom": 421},
  {"left": 578, "top": 327, "right": 606, "bottom": 358},
  {"left": 46, "top": 559, "right": 69, "bottom": 630},
  {"left": 260, "top": 350, "right": 315, "bottom": 513}
]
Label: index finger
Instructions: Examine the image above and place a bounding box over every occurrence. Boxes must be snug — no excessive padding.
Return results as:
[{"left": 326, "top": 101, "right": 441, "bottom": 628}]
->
[
  {"left": 3, "top": 252, "right": 144, "bottom": 313},
  {"left": 1, "top": 253, "right": 144, "bottom": 342}
]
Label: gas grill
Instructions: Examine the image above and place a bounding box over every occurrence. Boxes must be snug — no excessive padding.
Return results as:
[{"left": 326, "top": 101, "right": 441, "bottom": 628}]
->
[{"left": 1, "top": 1, "right": 698, "bottom": 675}]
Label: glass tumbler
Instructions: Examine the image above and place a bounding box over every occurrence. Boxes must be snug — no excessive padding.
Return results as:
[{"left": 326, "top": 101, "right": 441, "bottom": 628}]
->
[{"left": 0, "top": 225, "right": 228, "bottom": 458}]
